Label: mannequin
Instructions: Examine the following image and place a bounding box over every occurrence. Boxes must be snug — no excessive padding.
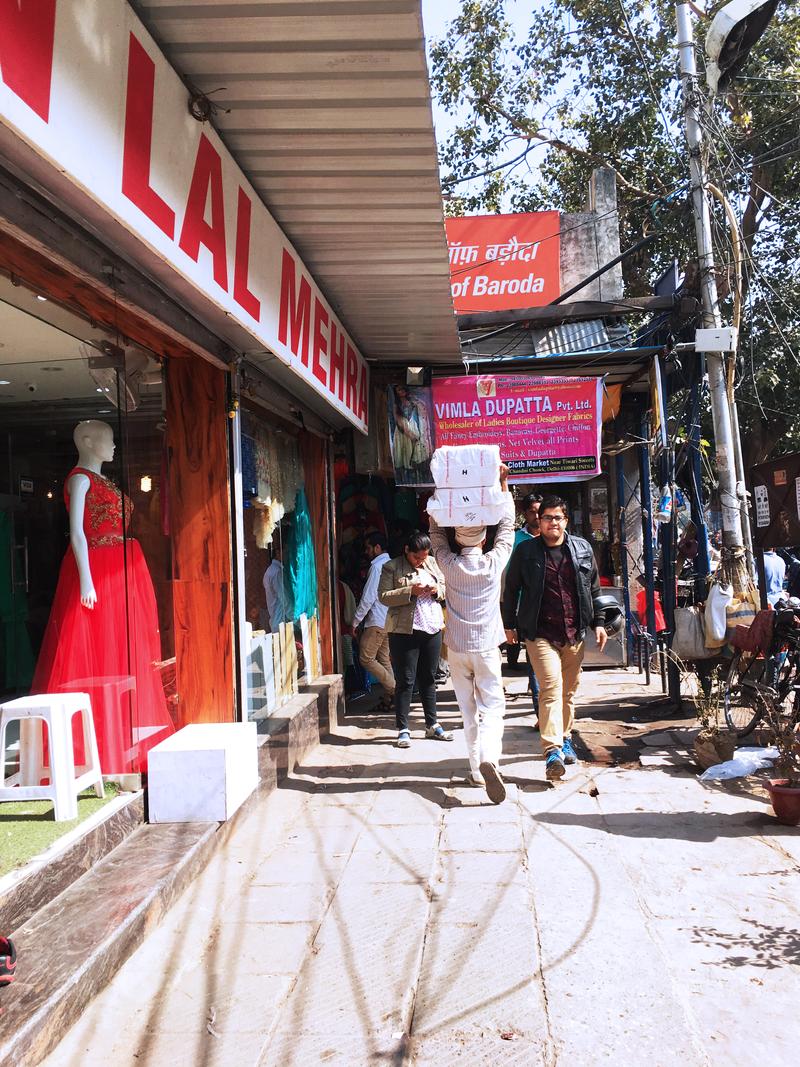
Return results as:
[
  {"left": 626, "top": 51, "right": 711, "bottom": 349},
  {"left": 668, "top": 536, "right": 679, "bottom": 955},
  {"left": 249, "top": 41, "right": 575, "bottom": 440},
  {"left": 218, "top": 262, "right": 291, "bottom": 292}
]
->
[
  {"left": 68, "top": 420, "right": 116, "bottom": 609},
  {"left": 31, "top": 420, "right": 174, "bottom": 773}
]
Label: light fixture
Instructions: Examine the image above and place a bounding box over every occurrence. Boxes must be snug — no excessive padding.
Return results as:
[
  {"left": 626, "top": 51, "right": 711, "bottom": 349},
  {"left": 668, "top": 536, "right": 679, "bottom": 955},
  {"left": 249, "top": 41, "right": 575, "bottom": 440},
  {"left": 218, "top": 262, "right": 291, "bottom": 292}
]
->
[
  {"left": 46, "top": 490, "right": 53, "bottom": 500},
  {"left": 140, "top": 475, "right": 152, "bottom": 493},
  {"left": 406, "top": 366, "right": 430, "bottom": 387},
  {"left": 36, "top": 294, "right": 47, "bottom": 302},
  {"left": 0, "top": 379, "right": 10, "bottom": 386}
]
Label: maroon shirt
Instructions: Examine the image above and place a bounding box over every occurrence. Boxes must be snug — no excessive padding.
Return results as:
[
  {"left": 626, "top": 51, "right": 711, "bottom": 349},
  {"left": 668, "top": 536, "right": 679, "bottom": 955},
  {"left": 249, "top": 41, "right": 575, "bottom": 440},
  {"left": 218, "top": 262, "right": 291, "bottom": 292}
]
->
[{"left": 536, "top": 544, "right": 579, "bottom": 645}]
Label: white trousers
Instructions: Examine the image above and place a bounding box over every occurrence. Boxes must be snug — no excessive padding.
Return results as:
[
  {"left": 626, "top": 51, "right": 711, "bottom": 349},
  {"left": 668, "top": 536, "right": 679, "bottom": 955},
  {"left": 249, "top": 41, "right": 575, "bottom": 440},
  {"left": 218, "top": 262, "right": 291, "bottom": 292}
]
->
[{"left": 448, "top": 647, "right": 506, "bottom": 774}]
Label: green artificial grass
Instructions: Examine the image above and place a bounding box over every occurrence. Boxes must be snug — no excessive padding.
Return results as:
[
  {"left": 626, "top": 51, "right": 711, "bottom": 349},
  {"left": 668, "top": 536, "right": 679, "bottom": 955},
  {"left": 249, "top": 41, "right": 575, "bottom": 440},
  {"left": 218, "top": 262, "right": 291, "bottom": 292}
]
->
[{"left": 0, "top": 784, "right": 120, "bottom": 877}]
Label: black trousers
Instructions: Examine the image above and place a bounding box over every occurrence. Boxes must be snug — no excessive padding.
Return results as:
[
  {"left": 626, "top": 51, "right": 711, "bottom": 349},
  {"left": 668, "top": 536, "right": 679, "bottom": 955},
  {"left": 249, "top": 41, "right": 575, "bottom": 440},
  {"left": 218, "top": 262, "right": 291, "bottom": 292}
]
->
[{"left": 388, "top": 629, "right": 442, "bottom": 732}]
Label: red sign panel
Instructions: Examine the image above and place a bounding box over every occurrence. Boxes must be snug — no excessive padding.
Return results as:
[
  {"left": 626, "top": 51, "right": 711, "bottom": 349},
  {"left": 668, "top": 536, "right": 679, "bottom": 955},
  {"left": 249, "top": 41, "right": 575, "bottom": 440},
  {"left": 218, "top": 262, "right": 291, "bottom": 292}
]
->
[{"left": 446, "top": 212, "right": 561, "bottom": 314}]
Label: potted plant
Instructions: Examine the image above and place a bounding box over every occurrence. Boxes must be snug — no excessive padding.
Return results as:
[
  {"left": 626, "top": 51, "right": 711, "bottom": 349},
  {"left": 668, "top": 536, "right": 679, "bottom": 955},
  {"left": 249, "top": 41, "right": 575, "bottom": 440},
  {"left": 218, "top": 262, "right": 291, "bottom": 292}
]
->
[
  {"left": 693, "top": 665, "right": 737, "bottom": 770},
  {"left": 761, "top": 694, "right": 800, "bottom": 826}
]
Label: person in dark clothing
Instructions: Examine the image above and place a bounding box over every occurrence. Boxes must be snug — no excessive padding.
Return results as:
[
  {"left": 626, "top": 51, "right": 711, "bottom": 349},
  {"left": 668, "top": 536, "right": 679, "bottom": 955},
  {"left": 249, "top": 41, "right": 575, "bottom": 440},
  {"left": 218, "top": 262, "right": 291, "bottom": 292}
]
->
[{"left": 502, "top": 495, "right": 607, "bottom": 780}]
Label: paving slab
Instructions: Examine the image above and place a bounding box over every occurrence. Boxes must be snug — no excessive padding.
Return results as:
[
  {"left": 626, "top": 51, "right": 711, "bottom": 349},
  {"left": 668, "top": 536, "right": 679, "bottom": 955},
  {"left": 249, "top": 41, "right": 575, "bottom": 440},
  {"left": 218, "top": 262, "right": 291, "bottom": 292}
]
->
[{"left": 39, "top": 668, "right": 800, "bottom": 1067}]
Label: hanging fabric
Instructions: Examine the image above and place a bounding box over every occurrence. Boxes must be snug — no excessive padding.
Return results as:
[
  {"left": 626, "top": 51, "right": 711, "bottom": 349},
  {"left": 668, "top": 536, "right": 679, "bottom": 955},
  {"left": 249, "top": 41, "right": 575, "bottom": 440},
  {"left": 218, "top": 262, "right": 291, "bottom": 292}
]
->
[{"left": 285, "top": 488, "right": 318, "bottom": 621}]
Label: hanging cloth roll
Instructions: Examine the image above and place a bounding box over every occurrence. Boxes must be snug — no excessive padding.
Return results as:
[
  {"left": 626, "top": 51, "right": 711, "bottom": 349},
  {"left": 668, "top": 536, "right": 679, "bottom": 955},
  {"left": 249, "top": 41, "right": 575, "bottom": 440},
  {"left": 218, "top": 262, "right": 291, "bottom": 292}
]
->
[{"left": 285, "top": 488, "right": 318, "bottom": 621}]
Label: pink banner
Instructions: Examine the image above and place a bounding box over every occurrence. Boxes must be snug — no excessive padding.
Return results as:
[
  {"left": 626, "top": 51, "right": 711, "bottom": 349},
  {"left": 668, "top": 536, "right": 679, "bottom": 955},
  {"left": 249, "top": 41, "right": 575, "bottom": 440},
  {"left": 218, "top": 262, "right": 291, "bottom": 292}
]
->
[{"left": 432, "top": 375, "right": 604, "bottom": 482}]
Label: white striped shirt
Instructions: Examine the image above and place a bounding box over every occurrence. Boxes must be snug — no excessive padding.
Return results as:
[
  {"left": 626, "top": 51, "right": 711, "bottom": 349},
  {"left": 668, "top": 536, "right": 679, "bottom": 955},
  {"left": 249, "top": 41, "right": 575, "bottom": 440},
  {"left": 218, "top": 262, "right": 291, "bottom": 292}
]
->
[{"left": 429, "top": 496, "right": 516, "bottom": 653}]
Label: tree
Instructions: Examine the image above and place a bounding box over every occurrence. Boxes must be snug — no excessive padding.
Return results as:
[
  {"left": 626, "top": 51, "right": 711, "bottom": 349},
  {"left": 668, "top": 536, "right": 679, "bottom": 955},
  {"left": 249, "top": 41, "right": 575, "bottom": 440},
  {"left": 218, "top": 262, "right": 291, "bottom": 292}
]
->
[{"left": 430, "top": 0, "right": 800, "bottom": 466}]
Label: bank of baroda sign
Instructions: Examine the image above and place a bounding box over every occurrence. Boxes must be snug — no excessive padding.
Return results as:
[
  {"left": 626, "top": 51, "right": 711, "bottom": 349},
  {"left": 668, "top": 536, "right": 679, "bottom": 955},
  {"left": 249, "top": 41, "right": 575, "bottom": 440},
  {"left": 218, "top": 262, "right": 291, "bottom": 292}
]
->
[
  {"left": 446, "top": 212, "right": 561, "bottom": 314},
  {"left": 0, "top": 0, "right": 368, "bottom": 431}
]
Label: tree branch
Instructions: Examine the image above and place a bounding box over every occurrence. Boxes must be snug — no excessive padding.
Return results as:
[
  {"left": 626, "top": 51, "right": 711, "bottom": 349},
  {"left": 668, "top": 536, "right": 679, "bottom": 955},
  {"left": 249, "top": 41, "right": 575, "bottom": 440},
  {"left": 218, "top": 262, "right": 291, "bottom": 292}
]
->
[
  {"left": 741, "top": 162, "right": 775, "bottom": 304},
  {"left": 476, "top": 96, "right": 664, "bottom": 201}
]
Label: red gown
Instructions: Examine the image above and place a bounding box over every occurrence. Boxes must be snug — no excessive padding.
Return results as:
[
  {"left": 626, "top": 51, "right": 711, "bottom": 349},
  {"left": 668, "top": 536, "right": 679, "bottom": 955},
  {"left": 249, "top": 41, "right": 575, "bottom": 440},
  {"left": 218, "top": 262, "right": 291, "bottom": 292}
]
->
[{"left": 31, "top": 468, "right": 175, "bottom": 773}]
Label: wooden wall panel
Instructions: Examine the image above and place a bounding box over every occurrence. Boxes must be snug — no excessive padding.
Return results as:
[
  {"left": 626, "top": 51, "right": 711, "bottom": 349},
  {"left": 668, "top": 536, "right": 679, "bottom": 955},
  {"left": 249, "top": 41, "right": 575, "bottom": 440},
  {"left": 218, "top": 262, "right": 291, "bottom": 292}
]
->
[
  {"left": 172, "top": 581, "right": 233, "bottom": 728},
  {"left": 300, "top": 433, "right": 335, "bottom": 676},
  {"left": 167, "top": 356, "right": 234, "bottom": 723}
]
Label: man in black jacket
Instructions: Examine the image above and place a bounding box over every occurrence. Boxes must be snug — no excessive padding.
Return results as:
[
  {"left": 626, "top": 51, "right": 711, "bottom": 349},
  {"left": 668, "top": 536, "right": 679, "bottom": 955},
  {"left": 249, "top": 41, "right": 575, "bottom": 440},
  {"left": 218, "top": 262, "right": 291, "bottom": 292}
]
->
[{"left": 502, "top": 495, "right": 607, "bottom": 780}]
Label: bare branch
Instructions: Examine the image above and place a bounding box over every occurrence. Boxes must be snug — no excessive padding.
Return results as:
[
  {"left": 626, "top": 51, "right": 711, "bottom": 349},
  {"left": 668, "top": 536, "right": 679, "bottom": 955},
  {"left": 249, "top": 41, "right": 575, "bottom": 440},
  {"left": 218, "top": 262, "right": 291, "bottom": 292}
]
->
[{"left": 475, "top": 96, "right": 664, "bottom": 200}]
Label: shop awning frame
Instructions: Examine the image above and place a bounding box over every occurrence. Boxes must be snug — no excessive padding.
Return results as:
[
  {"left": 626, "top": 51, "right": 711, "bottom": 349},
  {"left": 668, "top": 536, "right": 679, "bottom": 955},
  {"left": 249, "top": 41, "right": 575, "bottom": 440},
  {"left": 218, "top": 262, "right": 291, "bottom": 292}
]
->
[{"left": 131, "top": 0, "right": 460, "bottom": 365}]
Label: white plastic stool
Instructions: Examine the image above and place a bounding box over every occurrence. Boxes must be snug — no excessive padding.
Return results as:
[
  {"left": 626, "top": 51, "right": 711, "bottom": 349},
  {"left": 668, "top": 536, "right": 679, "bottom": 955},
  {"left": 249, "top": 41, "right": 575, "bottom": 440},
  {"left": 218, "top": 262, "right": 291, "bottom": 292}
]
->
[{"left": 0, "top": 693, "right": 104, "bottom": 821}]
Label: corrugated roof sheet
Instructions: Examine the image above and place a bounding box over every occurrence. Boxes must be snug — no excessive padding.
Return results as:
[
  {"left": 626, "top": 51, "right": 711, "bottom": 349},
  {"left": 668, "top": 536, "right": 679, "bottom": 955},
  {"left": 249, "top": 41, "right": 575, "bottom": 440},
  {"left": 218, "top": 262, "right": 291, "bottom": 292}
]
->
[{"left": 132, "top": 0, "right": 459, "bottom": 364}]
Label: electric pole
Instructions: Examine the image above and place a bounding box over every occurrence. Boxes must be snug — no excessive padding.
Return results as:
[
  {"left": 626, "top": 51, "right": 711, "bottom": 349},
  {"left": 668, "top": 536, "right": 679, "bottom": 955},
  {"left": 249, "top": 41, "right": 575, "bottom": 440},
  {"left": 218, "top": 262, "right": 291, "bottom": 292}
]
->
[{"left": 675, "top": 2, "right": 745, "bottom": 551}]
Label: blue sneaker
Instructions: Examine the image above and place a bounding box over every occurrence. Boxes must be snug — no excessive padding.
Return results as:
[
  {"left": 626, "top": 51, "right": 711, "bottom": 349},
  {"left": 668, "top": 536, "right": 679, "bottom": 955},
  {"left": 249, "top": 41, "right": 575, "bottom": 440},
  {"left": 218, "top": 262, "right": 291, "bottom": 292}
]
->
[
  {"left": 545, "top": 750, "right": 566, "bottom": 780},
  {"left": 561, "top": 737, "right": 579, "bottom": 765}
]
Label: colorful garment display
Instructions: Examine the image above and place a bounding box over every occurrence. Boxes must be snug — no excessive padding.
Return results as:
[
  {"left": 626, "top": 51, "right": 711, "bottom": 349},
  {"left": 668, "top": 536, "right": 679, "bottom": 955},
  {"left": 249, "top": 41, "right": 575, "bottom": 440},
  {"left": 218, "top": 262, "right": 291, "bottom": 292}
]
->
[
  {"left": 31, "top": 468, "right": 174, "bottom": 773},
  {"left": 245, "top": 417, "right": 305, "bottom": 548},
  {"left": 285, "top": 489, "right": 317, "bottom": 621}
]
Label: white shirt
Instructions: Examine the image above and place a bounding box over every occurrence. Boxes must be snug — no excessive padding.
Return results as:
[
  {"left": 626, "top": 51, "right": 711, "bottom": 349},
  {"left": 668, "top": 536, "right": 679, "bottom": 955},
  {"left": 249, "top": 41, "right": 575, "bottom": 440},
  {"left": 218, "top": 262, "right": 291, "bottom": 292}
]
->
[
  {"left": 429, "top": 495, "right": 515, "bottom": 653},
  {"left": 353, "top": 551, "right": 390, "bottom": 629},
  {"left": 263, "top": 559, "right": 288, "bottom": 632}
]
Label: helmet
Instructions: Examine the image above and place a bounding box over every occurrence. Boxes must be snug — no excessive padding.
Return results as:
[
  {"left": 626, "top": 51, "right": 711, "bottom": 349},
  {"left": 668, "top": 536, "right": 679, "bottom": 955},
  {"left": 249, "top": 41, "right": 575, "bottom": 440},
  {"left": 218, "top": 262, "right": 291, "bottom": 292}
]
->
[{"left": 593, "top": 593, "right": 625, "bottom": 636}]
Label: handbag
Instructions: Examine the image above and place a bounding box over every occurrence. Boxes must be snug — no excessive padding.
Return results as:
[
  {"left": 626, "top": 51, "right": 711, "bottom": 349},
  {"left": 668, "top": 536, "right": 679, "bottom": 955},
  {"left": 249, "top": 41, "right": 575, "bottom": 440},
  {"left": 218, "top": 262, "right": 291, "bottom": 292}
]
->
[
  {"left": 704, "top": 580, "right": 732, "bottom": 647},
  {"left": 724, "top": 589, "right": 760, "bottom": 643},
  {"left": 672, "top": 605, "right": 717, "bottom": 660}
]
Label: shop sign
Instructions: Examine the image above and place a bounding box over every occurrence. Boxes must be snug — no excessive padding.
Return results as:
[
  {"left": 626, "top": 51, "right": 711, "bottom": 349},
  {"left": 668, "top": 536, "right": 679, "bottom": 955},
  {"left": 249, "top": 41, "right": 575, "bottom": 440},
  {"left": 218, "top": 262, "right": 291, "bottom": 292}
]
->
[
  {"left": 433, "top": 375, "right": 602, "bottom": 481},
  {"left": 751, "top": 452, "right": 800, "bottom": 548},
  {"left": 0, "top": 1, "right": 368, "bottom": 432},
  {"left": 446, "top": 212, "right": 560, "bottom": 314}
]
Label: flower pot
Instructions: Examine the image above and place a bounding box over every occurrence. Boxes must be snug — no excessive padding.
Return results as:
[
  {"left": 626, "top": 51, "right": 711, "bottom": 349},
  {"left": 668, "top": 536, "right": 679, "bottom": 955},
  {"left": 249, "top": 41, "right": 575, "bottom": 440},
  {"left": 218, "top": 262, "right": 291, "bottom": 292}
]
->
[
  {"left": 765, "top": 779, "right": 800, "bottom": 826},
  {"left": 693, "top": 728, "right": 736, "bottom": 771}
]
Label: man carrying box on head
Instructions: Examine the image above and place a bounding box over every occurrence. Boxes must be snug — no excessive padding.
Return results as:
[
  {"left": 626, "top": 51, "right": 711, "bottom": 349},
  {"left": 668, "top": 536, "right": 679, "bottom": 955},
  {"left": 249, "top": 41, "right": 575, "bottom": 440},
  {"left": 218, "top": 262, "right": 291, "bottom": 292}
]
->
[
  {"left": 429, "top": 461, "right": 516, "bottom": 804},
  {"left": 502, "top": 494, "right": 608, "bottom": 781}
]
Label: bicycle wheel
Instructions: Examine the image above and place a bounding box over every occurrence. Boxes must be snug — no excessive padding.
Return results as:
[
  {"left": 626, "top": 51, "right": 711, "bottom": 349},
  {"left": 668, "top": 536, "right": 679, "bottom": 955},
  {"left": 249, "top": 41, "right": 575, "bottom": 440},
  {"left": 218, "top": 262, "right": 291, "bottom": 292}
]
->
[{"left": 724, "top": 650, "right": 767, "bottom": 737}]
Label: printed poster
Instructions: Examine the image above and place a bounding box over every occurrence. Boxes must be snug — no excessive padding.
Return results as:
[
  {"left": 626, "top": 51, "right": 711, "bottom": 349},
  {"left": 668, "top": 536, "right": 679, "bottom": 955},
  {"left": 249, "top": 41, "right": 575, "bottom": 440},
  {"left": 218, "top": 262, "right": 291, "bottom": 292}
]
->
[
  {"left": 387, "top": 385, "right": 436, "bottom": 486},
  {"left": 754, "top": 484, "right": 770, "bottom": 528},
  {"left": 431, "top": 374, "right": 603, "bottom": 482}
]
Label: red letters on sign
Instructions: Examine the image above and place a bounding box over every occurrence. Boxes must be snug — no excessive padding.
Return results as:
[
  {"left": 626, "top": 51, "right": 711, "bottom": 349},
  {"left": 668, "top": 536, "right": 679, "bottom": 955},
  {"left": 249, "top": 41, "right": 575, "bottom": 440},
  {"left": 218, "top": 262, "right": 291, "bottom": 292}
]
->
[
  {"left": 358, "top": 365, "right": 368, "bottom": 425},
  {"left": 233, "top": 188, "right": 260, "bottom": 322},
  {"left": 0, "top": 0, "right": 56, "bottom": 122},
  {"left": 312, "top": 299, "right": 329, "bottom": 389},
  {"left": 179, "top": 134, "right": 228, "bottom": 292},
  {"left": 345, "top": 344, "right": 358, "bottom": 417},
  {"left": 329, "top": 325, "right": 346, "bottom": 401},
  {"left": 278, "top": 249, "right": 311, "bottom": 366},
  {"left": 122, "top": 34, "right": 176, "bottom": 240}
]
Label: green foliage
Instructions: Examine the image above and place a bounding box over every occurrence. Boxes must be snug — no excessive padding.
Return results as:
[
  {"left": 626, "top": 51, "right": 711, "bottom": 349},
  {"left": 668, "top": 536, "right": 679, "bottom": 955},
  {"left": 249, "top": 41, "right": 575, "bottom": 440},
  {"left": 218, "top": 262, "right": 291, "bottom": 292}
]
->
[{"left": 430, "top": 1, "right": 800, "bottom": 464}]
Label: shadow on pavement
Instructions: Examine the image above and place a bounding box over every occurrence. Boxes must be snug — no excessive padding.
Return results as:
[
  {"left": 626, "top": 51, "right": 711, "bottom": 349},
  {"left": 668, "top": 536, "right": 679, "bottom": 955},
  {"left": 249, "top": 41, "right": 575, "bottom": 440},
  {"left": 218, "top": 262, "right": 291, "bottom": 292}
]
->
[
  {"left": 691, "top": 921, "right": 800, "bottom": 968},
  {"left": 532, "top": 809, "right": 800, "bottom": 841}
]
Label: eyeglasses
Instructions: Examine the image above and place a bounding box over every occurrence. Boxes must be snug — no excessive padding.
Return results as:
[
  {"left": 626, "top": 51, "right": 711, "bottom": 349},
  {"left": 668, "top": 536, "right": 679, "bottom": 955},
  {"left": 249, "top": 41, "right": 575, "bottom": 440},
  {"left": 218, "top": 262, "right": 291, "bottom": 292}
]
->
[{"left": 540, "top": 515, "right": 567, "bottom": 524}]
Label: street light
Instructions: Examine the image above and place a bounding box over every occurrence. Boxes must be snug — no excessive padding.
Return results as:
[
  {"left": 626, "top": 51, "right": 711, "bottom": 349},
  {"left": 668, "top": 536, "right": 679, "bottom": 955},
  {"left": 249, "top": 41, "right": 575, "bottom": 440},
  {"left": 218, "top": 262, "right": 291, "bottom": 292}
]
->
[{"left": 705, "top": 0, "right": 781, "bottom": 93}]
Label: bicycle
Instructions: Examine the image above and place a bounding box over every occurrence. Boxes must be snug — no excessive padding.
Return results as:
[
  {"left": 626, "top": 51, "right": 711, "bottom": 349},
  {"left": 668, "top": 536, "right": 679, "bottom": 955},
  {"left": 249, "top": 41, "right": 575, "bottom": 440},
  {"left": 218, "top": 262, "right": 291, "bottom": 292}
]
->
[{"left": 723, "top": 601, "right": 800, "bottom": 738}]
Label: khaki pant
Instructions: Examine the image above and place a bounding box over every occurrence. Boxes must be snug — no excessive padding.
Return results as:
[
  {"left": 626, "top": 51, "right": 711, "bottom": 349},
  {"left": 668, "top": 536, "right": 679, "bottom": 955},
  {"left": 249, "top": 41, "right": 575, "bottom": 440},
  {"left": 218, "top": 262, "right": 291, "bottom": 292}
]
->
[
  {"left": 359, "top": 626, "right": 395, "bottom": 694},
  {"left": 526, "top": 638, "right": 584, "bottom": 754}
]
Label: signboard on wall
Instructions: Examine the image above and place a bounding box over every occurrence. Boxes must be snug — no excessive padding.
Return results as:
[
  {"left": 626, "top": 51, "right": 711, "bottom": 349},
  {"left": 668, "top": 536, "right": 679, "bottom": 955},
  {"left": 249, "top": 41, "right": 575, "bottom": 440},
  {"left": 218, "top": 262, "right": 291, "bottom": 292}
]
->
[
  {"left": 751, "top": 453, "right": 800, "bottom": 548},
  {"left": 385, "top": 374, "right": 603, "bottom": 485},
  {"left": 0, "top": 1, "right": 368, "bottom": 431},
  {"left": 446, "top": 212, "right": 561, "bottom": 314}
]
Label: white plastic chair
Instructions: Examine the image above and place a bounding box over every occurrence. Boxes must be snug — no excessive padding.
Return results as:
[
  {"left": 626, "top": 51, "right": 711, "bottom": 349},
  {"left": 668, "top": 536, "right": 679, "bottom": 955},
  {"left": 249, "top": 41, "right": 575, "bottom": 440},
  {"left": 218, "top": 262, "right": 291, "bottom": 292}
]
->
[{"left": 0, "top": 693, "right": 104, "bottom": 821}]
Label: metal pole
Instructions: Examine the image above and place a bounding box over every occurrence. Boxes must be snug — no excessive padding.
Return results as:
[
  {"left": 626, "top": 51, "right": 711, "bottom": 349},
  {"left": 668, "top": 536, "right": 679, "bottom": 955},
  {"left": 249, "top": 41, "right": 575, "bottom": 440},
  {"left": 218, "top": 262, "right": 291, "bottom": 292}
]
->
[
  {"left": 676, "top": 2, "right": 743, "bottom": 549},
  {"left": 638, "top": 414, "right": 658, "bottom": 640},
  {"left": 687, "top": 368, "right": 711, "bottom": 597},
  {"left": 613, "top": 418, "right": 634, "bottom": 664}
]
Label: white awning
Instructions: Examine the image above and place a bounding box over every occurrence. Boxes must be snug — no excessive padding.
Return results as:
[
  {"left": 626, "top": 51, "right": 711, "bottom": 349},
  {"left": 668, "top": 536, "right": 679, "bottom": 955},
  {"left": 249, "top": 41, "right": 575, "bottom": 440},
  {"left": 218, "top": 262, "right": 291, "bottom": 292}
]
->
[{"left": 133, "top": 0, "right": 460, "bottom": 364}]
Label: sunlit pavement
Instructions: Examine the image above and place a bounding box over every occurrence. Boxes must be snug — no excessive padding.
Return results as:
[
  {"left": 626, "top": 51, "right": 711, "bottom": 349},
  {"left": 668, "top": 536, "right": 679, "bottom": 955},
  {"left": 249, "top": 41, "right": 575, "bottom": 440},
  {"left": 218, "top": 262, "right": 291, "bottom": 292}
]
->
[{"left": 44, "top": 668, "right": 800, "bottom": 1066}]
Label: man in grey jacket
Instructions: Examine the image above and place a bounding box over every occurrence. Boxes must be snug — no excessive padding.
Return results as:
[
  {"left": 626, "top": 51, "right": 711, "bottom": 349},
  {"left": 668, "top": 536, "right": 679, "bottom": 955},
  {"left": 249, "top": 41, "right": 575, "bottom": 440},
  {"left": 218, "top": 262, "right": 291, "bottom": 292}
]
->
[{"left": 429, "top": 464, "right": 515, "bottom": 803}]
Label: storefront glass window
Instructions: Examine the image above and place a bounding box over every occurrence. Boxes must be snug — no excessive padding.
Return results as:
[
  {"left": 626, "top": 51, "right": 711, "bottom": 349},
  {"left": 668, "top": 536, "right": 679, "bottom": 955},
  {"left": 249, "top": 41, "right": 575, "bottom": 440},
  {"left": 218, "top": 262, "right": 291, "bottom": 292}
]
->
[
  {"left": 239, "top": 408, "right": 323, "bottom": 720},
  {"left": 0, "top": 285, "right": 175, "bottom": 774}
]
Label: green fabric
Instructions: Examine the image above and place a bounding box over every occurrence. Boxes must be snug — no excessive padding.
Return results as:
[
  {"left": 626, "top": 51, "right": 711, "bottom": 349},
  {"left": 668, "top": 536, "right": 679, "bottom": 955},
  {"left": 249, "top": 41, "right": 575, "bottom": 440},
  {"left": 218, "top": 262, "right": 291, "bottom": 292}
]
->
[
  {"left": 284, "top": 488, "right": 318, "bottom": 621},
  {"left": 0, "top": 511, "right": 35, "bottom": 691}
]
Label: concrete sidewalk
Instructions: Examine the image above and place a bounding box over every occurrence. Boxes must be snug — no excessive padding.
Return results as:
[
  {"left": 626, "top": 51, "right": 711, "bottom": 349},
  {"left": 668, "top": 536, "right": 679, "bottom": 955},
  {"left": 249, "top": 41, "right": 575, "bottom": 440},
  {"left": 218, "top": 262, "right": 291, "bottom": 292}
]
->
[{"left": 43, "top": 669, "right": 800, "bottom": 1066}]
